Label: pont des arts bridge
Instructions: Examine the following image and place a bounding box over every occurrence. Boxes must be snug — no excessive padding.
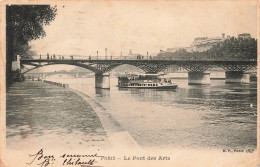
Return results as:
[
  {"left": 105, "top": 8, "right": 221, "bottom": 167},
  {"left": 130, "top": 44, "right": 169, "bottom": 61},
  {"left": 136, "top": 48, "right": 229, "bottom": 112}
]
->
[{"left": 20, "top": 56, "right": 257, "bottom": 89}]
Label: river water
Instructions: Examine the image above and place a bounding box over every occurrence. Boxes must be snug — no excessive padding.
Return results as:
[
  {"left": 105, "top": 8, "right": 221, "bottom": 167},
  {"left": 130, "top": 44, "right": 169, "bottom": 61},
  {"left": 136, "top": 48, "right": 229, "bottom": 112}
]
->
[{"left": 47, "top": 75, "right": 257, "bottom": 149}]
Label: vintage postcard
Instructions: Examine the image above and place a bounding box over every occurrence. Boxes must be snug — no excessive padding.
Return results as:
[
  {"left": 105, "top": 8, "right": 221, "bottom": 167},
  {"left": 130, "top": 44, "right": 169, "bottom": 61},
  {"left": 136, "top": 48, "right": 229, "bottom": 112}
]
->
[{"left": 0, "top": 0, "right": 259, "bottom": 167}]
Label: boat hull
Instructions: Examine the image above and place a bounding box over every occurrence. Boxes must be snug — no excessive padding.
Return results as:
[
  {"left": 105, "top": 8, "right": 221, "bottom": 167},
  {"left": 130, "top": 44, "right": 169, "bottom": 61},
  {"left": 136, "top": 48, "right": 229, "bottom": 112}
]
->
[{"left": 117, "top": 85, "right": 178, "bottom": 89}]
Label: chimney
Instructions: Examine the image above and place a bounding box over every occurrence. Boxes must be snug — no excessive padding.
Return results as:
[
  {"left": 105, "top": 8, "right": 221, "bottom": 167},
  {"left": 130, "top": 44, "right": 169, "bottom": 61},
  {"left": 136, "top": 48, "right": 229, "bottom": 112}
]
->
[{"left": 222, "top": 33, "right": 225, "bottom": 39}]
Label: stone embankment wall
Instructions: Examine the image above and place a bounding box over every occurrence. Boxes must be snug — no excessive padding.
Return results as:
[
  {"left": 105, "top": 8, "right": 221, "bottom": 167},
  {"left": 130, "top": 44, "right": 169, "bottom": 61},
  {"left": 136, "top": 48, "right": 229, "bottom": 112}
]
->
[{"left": 43, "top": 80, "right": 69, "bottom": 88}]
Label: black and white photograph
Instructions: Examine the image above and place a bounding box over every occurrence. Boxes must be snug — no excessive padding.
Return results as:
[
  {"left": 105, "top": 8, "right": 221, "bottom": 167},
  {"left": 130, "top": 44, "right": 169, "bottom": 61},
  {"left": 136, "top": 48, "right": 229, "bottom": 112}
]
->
[{"left": 0, "top": 0, "right": 259, "bottom": 167}]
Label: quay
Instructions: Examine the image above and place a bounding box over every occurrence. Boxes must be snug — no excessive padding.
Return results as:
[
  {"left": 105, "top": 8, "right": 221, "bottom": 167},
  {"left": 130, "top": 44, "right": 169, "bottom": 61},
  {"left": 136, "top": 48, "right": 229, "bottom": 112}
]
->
[
  {"left": 6, "top": 80, "right": 139, "bottom": 150},
  {"left": 6, "top": 81, "right": 107, "bottom": 149}
]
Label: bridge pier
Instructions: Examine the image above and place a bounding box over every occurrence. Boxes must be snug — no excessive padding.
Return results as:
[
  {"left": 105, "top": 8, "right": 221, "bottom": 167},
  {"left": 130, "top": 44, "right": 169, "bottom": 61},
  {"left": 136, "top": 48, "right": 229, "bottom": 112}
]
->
[
  {"left": 188, "top": 71, "right": 210, "bottom": 85},
  {"left": 95, "top": 73, "right": 110, "bottom": 89},
  {"left": 225, "top": 71, "right": 250, "bottom": 84}
]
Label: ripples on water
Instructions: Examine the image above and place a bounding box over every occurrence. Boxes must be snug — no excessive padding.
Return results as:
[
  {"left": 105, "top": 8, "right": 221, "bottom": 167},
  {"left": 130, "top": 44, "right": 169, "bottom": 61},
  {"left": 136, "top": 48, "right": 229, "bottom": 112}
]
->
[
  {"left": 54, "top": 77, "right": 257, "bottom": 149},
  {"left": 7, "top": 76, "right": 257, "bottom": 149}
]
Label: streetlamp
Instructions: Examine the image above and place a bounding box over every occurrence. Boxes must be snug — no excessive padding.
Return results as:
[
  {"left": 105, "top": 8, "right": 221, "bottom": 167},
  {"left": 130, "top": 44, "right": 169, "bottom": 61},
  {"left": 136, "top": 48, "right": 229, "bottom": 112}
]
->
[
  {"left": 147, "top": 52, "right": 148, "bottom": 60},
  {"left": 105, "top": 48, "right": 107, "bottom": 60},
  {"left": 97, "top": 51, "right": 98, "bottom": 60}
]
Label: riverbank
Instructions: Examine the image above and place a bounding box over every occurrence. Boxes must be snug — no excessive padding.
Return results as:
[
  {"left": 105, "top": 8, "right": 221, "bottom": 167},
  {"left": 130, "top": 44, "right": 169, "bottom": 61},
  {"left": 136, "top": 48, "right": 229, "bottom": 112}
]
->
[
  {"left": 70, "top": 88, "right": 140, "bottom": 150},
  {"left": 6, "top": 81, "right": 108, "bottom": 150},
  {"left": 4, "top": 80, "right": 258, "bottom": 167},
  {"left": 41, "top": 78, "right": 140, "bottom": 149}
]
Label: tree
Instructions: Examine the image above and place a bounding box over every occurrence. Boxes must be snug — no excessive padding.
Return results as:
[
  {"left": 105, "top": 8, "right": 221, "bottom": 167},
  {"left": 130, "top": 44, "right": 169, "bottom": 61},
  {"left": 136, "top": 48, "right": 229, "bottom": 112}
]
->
[
  {"left": 6, "top": 5, "right": 57, "bottom": 84},
  {"left": 155, "top": 48, "right": 189, "bottom": 60},
  {"left": 208, "top": 37, "right": 257, "bottom": 60}
]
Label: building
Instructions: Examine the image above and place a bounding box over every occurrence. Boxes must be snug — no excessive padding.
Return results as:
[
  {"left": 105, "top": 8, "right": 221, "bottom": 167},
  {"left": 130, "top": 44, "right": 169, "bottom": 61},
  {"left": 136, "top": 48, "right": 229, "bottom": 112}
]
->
[
  {"left": 188, "top": 33, "right": 225, "bottom": 52},
  {"left": 161, "top": 33, "right": 226, "bottom": 53},
  {"left": 238, "top": 33, "right": 251, "bottom": 39},
  {"left": 157, "top": 33, "right": 251, "bottom": 60}
]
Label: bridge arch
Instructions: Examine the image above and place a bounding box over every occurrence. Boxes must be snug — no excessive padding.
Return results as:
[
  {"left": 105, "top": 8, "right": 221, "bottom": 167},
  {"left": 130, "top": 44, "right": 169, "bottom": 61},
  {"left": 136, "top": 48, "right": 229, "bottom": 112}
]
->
[
  {"left": 23, "top": 62, "right": 188, "bottom": 75},
  {"left": 22, "top": 62, "right": 100, "bottom": 74},
  {"left": 21, "top": 59, "right": 257, "bottom": 74},
  {"left": 105, "top": 63, "right": 145, "bottom": 74},
  {"left": 103, "top": 62, "right": 172, "bottom": 74}
]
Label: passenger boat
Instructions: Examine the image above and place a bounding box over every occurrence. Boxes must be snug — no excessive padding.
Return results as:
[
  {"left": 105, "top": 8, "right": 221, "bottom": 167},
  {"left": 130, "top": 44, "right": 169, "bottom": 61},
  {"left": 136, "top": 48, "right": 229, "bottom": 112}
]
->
[{"left": 117, "top": 73, "right": 178, "bottom": 89}]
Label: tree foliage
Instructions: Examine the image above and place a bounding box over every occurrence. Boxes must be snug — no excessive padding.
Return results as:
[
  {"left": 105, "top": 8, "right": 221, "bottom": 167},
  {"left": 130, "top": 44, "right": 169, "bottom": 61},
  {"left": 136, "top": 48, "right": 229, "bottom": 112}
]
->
[
  {"left": 208, "top": 37, "right": 257, "bottom": 60},
  {"left": 6, "top": 5, "right": 57, "bottom": 83},
  {"left": 7, "top": 5, "right": 57, "bottom": 59},
  {"left": 155, "top": 37, "right": 257, "bottom": 61},
  {"left": 156, "top": 48, "right": 189, "bottom": 60},
  {"left": 16, "top": 44, "right": 38, "bottom": 59}
]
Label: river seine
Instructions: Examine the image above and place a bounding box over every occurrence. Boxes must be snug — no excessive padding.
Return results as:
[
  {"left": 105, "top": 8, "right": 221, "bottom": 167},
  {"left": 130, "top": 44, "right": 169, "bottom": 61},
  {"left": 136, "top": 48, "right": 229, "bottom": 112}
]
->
[{"left": 47, "top": 75, "right": 257, "bottom": 149}]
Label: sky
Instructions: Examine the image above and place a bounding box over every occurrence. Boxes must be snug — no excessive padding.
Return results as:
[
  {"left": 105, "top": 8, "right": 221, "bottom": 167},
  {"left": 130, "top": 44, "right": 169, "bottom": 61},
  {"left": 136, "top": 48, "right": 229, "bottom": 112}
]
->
[{"left": 30, "top": 0, "right": 257, "bottom": 59}]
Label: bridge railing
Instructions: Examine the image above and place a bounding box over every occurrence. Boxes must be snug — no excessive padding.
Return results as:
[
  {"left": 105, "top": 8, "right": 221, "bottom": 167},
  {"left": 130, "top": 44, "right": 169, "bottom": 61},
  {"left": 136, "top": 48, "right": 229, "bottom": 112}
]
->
[
  {"left": 33, "top": 55, "right": 160, "bottom": 60},
  {"left": 29, "top": 55, "right": 257, "bottom": 61},
  {"left": 28, "top": 55, "right": 201, "bottom": 61}
]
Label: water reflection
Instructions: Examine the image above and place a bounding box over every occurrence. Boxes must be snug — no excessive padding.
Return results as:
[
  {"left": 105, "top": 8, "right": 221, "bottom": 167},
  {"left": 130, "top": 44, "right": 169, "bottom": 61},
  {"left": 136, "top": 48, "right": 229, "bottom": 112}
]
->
[
  {"left": 117, "top": 88, "right": 177, "bottom": 103},
  {"left": 98, "top": 78, "right": 257, "bottom": 149},
  {"left": 8, "top": 77, "right": 257, "bottom": 149},
  {"left": 95, "top": 88, "right": 111, "bottom": 97}
]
